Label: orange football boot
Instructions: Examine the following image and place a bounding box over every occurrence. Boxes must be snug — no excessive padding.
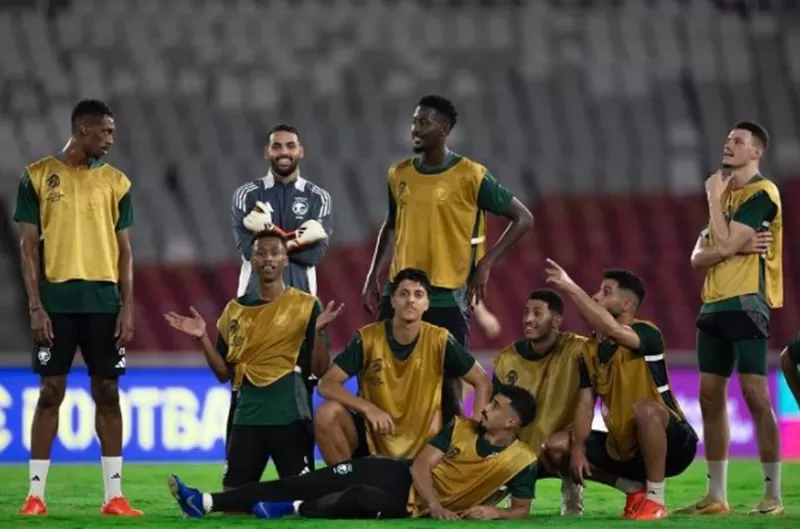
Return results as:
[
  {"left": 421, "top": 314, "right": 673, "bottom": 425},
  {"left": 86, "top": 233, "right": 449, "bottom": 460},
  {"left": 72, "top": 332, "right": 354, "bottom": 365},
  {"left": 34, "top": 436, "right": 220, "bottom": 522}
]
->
[
  {"left": 631, "top": 499, "right": 668, "bottom": 520},
  {"left": 623, "top": 489, "right": 647, "bottom": 519},
  {"left": 20, "top": 495, "right": 47, "bottom": 516},
  {"left": 101, "top": 497, "right": 143, "bottom": 516}
]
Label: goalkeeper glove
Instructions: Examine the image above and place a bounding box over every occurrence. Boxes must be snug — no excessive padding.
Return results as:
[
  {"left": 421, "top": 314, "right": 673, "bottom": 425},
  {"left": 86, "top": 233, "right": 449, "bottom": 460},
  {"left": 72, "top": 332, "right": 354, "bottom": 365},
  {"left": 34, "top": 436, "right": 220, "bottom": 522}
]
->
[
  {"left": 243, "top": 201, "right": 274, "bottom": 233},
  {"left": 287, "top": 219, "right": 327, "bottom": 250}
]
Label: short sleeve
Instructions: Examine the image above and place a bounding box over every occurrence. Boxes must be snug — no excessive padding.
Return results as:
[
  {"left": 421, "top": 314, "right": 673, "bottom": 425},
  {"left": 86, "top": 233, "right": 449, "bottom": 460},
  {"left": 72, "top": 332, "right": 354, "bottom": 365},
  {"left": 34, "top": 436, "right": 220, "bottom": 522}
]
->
[
  {"left": 13, "top": 171, "right": 40, "bottom": 225},
  {"left": 731, "top": 191, "right": 778, "bottom": 230},
  {"left": 443, "top": 333, "right": 476, "bottom": 378},
  {"left": 507, "top": 462, "right": 537, "bottom": 500},
  {"left": 387, "top": 183, "right": 397, "bottom": 227},
  {"left": 428, "top": 419, "right": 456, "bottom": 452},
  {"left": 216, "top": 334, "right": 229, "bottom": 359},
  {"left": 630, "top": 322, "right": 664, "bottom": 356},
  {"left": 476, "top": 172, "right": 514, "bottom": 216},
  {"left": 578, "top": 358, "right": 592, "bottom": 389},
  {"left": 332, "top": 333, "right": 365, "bottom": 377},
  {"left": 116, "top": 192, "right": 135, "bottom": 230},
  {"left": 787, "top": 333, "right": 800, "bottom": 365}
]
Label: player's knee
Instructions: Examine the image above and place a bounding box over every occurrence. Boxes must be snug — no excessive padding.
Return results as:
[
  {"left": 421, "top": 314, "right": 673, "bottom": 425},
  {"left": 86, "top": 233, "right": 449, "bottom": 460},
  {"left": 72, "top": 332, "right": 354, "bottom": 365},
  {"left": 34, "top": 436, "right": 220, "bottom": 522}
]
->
[
  {"left": 542, "top": 432, "right": 570, "bottom": 466},
  {"left": 739, "top": 375, "right": 771, "bottom": 416},
  {"left": 314, "top": 401, "right": 347, "bottom": 432},
  {"left": 37, "top": 377, "right": 66, "bottom": 409},
  {"left": 632, "top": 400, "right": 669, "bottom": 429},
  {"left": 90, "top": 377, "right": 120, "bottom": 410},
  {"left": 699, "top": 374, "right": 727, "bottom": 415}
]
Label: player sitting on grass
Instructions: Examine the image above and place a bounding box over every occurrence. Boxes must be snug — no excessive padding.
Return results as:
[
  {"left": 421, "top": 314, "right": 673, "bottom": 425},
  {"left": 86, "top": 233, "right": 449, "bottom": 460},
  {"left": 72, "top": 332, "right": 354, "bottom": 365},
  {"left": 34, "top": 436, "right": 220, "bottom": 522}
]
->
[
  {"left": 780, "top": 332, "right": 800, "bottom": 408},
  {"left": 314, "top": 267, "right": 491, "bottom": 464},
  {"left": 168, "top": 386, "right": 537, "bottom": 520},
  {"left": 493, "top": 289, "right": 587, "bottom": 515},
  {"left": 540, "top": 262, "right": 698, "bottom": 520},
  {"left": 164, "top": 230, "right": 341, "bottom": 492}
]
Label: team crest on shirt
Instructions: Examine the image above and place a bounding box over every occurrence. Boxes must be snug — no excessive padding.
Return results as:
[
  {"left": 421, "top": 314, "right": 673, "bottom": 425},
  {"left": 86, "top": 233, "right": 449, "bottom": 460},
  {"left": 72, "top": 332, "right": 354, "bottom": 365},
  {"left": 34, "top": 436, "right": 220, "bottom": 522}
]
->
[
  {"left": 366, "top": 359, "right": 383, "bottom": 386},
  {"left": 505, "top": 370, "right": 518, "bottom": 386},
  {"left": 228, "top": 319, "right": 240, "bottom": 335},
  {"left": 333, "top": 463, "right": 353, "bottom": 475},
  {"left": 291, "top": 196, "right": 309, "bottom": 217},
  {"left": 433, "top": 182, "right": 451, "bottom": 202},
  {"left": 445, "top": 446, "right": 461, "bottom": 459},
  {"left": 45, "top": 174, "right": 64, "bottom": 203},
  {"left": 272, "top": 311, "right": 290, "bottom": 329}
]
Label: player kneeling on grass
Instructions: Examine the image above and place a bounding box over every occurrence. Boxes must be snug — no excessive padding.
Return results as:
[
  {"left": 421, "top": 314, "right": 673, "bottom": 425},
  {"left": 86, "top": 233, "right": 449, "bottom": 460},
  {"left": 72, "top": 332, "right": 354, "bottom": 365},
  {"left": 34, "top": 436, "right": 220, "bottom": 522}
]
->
[
  {"left": 164, "top": 230, "right": 342, "bottom": 492},
  {"left": 493, "top": 289, "right": 587, "bottom": 515},
  {"left": 314, "top": 267, "right": 491, "bottom": 465},
  {"left": 780, "top": 332, "right": 800, "bottom": 408},
  {"left": 169, "top": 386, "right": 537, "bottom": 520},
  {"left": 540, "top": 262, "right": 698, "bottom": 520}
]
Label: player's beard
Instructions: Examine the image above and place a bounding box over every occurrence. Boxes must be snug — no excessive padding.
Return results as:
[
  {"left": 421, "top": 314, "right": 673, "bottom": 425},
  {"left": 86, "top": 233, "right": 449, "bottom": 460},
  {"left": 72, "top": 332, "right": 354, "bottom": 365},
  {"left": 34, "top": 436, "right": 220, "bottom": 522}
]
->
[{"left": 270, "top": 157, "right": 298, "bottom": 178}]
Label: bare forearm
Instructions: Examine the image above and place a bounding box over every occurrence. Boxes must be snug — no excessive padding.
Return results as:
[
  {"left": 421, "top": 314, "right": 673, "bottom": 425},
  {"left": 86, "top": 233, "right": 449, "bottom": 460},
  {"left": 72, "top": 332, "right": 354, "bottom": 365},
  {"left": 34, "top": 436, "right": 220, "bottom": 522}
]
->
[
  {"left": 311, "top": 332, "right": 331, "bottom": 378},
  {"left": 470, "top": 379, "right": 491, "bottom": 418},
  {"left": 20, "top": 240, "right": 42, "bottom": 309},
  {"left": 572, "top": 397, "right": 594, "bottom": 447},
  {"left": 566, "top": 287, "right": 617, "bottom": 335},
  {"left": 118, "top": 245, "right": 134, "bottom": 307},
  {"left": 708, "top": 197, "right": 734, "bottom": 251},
  {"left": 366, "top": 220, "right": 394, "bottom": 278},
  {"left": 198, "top": 333, "right": 231, "bottom": 382},
  {"left": 691, "top": 245, "right": 725, "bottom": 269},
  {"left": 410, "top": 464, "right": 442, "bottom": 510},
  {"left": 483, "top": 211, "right": 533, "bottom": 265},
  {"left": 318, "top": 382, "right": 375, "bottom": 414}
]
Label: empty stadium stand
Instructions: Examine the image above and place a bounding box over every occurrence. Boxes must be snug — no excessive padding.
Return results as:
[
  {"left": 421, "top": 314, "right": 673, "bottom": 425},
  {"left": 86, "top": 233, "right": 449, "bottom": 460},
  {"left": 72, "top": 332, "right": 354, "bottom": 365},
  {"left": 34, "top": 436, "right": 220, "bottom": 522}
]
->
[{"left": 0, "top": 0, "right": 798, "bottom": 356}]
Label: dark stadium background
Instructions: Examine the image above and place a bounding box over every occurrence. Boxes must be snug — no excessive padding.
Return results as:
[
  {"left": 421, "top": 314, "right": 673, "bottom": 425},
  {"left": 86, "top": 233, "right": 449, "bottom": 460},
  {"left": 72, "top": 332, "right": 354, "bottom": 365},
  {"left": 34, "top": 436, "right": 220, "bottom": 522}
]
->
[{"left": 1, "top": 0, "right": 799, "bottom": 466}]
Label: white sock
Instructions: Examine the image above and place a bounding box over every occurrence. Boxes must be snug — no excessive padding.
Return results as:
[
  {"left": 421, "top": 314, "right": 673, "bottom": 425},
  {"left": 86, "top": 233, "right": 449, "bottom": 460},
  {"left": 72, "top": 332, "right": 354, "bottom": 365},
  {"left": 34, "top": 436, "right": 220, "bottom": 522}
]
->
[
  {"left": 28, "top": 459, "right": 50, "bottom": 498},
  {"left": 646, "top": 481, "right": 665, "bottom": 505},
  {"left": 762, "top": 462, "right": 781, "bottom": 499},
  {"left": 293, "top": 500, "right": 303, "bottom": 514},
  {"left": 614, "top": 477, "right": 643, "bottom": 494},
  {"left": 202, "top": 493, "right": 213, "bottom": 513},
  {"left": 101, "top": 456, "right": 123, "bottom": 502},
  {"left": 707, "top": 460, "right": 728, "bottom": 501}
]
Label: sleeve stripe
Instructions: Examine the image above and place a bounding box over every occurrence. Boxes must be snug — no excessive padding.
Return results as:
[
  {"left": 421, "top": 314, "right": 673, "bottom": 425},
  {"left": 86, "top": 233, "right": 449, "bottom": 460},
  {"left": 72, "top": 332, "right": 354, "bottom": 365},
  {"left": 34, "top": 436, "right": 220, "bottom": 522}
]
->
[
  {"left": 233, "top": 183, "right": 258, "bottom": 212},
  {"left": 310, "top": 184, "right": 332, "bottom": 219}
]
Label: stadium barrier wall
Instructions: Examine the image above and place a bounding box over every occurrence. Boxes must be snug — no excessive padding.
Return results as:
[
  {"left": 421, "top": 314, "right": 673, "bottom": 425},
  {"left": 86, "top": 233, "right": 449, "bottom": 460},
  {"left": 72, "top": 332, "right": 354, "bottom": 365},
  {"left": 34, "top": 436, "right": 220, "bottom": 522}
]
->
[{"left": 0, "top": 365, "right": 798, "bottom": 463}]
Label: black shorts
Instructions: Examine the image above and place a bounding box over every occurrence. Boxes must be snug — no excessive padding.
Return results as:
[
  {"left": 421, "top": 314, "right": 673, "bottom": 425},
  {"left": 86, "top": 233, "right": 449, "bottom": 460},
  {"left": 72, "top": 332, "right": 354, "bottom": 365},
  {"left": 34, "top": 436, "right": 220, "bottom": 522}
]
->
[
  {"left": 224, "top": 421, "right": 315, "bottom": 488},
  {"left": 32, "top": 313, "right": 125, "bottom": 378},
  {"left": 377, "top": 300, "right": 469, "bottom": 422},
  {"left": 350, "top": 412, "right": 371, "bottom": 459},
  {"left": 585, "top": 419, "right": 698, "bottom": 481}
]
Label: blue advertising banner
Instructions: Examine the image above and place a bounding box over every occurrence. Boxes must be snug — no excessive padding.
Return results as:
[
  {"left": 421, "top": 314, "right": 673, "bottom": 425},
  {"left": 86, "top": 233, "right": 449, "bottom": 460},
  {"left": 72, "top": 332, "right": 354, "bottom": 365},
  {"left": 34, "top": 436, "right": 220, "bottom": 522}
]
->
[{"left": 0, "top": 367, "right": 358, "bottom": 463}]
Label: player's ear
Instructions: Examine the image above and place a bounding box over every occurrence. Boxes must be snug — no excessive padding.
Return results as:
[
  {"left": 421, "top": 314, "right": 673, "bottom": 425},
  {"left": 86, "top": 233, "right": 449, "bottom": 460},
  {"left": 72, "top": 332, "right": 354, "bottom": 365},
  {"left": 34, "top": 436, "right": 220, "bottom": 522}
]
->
[
  {"left": 552, "top": 314, "right": 564, "bottom": 330},
  {"left": 297, "top": 144, "right": 305, "bottom": 160}
]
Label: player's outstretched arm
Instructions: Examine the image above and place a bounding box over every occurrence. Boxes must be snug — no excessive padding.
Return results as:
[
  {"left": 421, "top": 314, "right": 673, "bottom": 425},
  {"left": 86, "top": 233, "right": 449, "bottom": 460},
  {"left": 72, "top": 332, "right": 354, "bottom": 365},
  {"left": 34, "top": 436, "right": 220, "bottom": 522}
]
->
[
  {"left": 780, "top": 348, "right": 800, "bottom": 408},
  {"left": 461, "top": 363, "right": 491, "bottom": 420},
  {"left": 164, "top": 308, "right": 231, "bottom": 383},
  {"left": 462, "top": 497, "right": 532, "bottom": 520},
  {"left": 410, "top": 445, "right": 459, "bottom": 520},
  {"left": 544, "top": 259, "right": 642, "bottom": 351}
]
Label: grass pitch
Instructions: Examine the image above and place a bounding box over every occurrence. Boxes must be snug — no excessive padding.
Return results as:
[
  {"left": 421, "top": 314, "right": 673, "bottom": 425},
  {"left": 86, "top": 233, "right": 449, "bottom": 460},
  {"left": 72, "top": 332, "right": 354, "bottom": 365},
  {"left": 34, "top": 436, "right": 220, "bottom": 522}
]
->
[{"left": 0, "top": 461, "right": 798, "bottom": 528}]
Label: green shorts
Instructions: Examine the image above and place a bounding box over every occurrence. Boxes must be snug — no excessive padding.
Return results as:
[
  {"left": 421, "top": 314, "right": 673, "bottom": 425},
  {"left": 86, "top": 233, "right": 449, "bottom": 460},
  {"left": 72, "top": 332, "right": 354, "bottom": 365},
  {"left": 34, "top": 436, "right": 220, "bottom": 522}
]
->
[
  {"left": 696, "top": 330, "right": 768, "bottom": 377},
  {"left": 696, "top": 298, "right": 770, "bottom": 377}
]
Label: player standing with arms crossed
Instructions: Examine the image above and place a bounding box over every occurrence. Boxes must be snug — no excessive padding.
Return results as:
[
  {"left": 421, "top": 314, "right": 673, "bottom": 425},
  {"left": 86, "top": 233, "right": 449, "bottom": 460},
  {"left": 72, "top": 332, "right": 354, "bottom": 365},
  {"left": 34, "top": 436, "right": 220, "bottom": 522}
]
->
[
  {"left": 362, "top": 95, "right": 533, "bottom": 422},
  {"left": 679, "top": 122, "right": 784, "bottom": 516},
  {"left": 226, "top": 123, "right": 333, "bottom": 472},
  {"left": 14, "top": 100, "right": 139, "bottom": 516}
]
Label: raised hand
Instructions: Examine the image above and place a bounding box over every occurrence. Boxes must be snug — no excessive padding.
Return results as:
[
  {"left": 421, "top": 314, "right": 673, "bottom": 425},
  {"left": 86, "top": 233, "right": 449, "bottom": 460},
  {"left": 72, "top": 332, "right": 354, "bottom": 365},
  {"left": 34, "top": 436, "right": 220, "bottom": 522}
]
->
[
  {"left": 544, "top": 258, "right": 577, "bottom": 293},
  {"left": 316, "top": 300, "right": 345, "bottom": 331},
  {"left": 164, "top": 306, "right": 207, "bottom": 339}
]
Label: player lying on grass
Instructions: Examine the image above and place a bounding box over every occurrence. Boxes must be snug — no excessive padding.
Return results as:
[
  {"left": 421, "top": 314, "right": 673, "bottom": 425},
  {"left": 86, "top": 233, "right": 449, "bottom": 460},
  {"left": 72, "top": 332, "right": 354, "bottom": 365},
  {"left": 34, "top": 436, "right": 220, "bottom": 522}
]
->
[
  {"left": 168, "top": 386, "right": 538, "bottom": 520},
  {"left": 780, "top": 332, "right": 800, "bottom": 408},
  {"left": 540, "top": 263, "right": 698, "bottom": 520},
  {"left": 315, "top": 267, "right": 491, "bottom": 464},
  {"left": 493, "top": 289, "right": 587, "bottom": 516},
  {"left": 164, "top": 230, "right": 342, "bottom": 491}
]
